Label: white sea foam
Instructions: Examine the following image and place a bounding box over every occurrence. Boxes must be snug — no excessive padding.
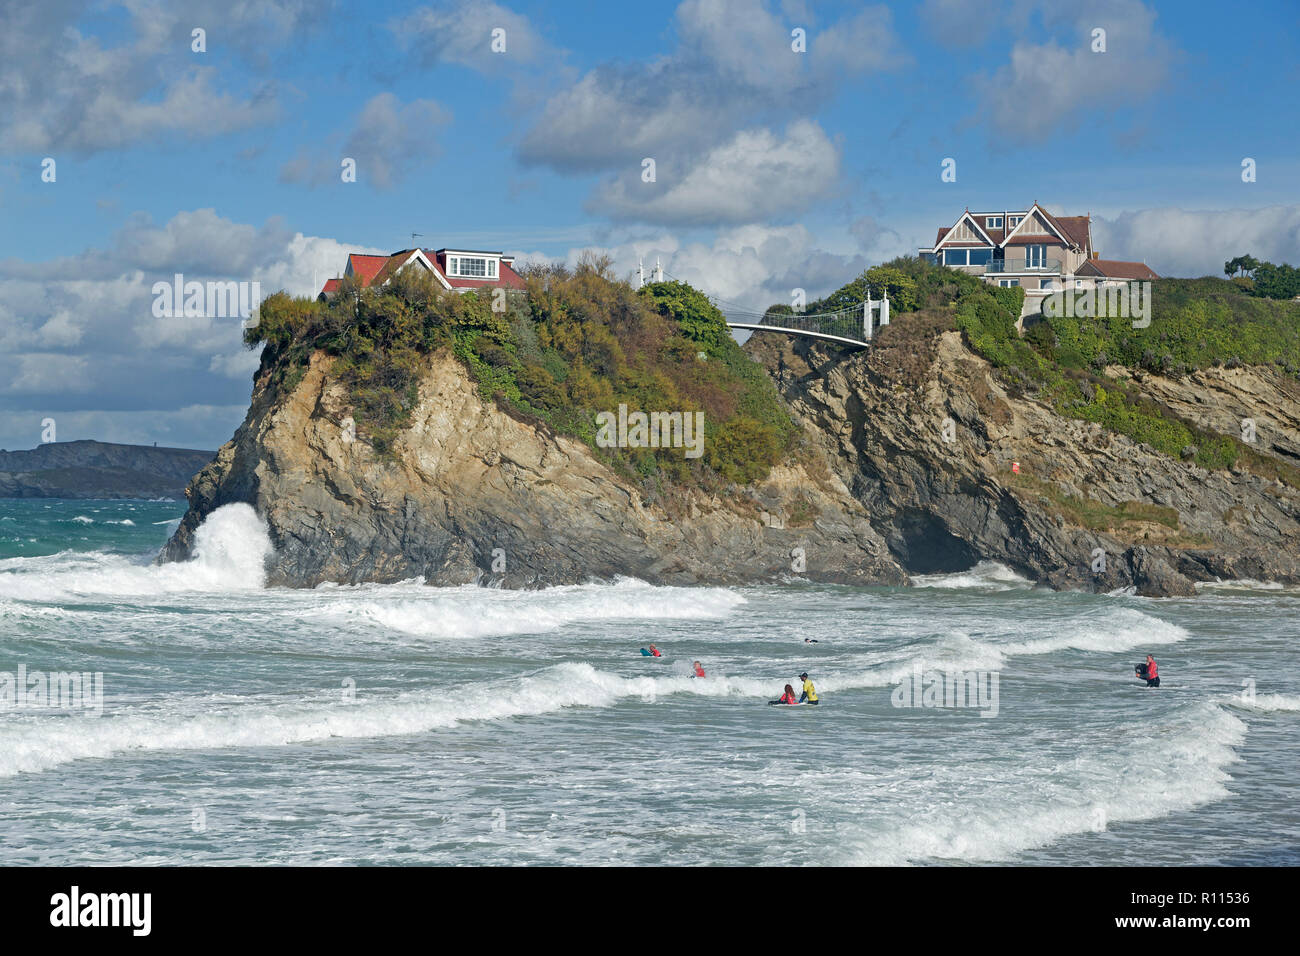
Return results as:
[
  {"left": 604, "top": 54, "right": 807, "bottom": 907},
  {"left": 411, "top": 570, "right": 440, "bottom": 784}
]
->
[
  {"left": 71, "top": 516, "right": 93, "bottom": 524},
  {"left": 0, "top": 662, "right": 768, "bottom": 777},
  {"left": 840, "top": 700, "right": 1247, "bottom": 865},
  {"left": 1225, "top": 692, "right": 1300, "bottom": 714},
  {"left": 993, "top": 606, "right": 1188, "bottom": 655},
  {"left": 911, "top": 561, "right": 1035, "bottom": 591},
  {"left": 805, "top": 608, "right": 1188, "bottom": 693},
  {"left": 1197, "top": 578, "right": 1294, "bottom": 593},
  {"left": 0, "top": 504, "right": 271, "bottom": 601},
  {"left": 307, "top": 578, "right": 746, "bottom": 639},
  {"left": 0, "top": 600, "right": 78, "bottom": 620}
]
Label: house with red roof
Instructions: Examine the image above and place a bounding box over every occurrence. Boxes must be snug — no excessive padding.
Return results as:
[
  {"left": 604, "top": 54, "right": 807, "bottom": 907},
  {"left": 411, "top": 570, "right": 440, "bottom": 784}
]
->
[
  {"left": 318, "top": 247, "right": 526, "bottom": 299},
  {"left": 917, "top": 203, "right": 1158, "bottom": 318}
]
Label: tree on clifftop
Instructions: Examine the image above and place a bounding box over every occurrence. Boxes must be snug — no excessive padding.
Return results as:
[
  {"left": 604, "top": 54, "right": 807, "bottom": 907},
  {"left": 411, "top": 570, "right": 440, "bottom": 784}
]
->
[{"left": 1224, "top": 255, "right": 1259, "bottom": 278}]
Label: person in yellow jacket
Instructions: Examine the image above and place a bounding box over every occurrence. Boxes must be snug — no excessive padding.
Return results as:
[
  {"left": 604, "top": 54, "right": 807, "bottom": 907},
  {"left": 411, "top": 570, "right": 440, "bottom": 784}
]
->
[{"left": 798, "top": 672, "right": 819, "bottom": 705}]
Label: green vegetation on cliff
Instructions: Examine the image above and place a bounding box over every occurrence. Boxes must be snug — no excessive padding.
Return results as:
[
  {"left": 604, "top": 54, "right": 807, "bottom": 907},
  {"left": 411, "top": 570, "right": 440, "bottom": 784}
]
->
[
  {"left": 246, "top": 259, "right": 794, "bottom": 487},
  {"left": 810, "top": 258, "right": 1300, "bottom": 477}
]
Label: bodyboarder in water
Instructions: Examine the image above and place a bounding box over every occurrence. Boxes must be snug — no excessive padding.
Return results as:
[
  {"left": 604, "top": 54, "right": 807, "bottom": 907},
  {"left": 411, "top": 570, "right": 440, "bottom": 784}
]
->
[
  {"left": 768, "top": 684, "right": 799, "bottom": 705},
  {"left": 798, "top": 672, "right": 819, "bottom": 705},
  {"left": 1135, "top": 654, "right": 1160, "bottom": 687}
]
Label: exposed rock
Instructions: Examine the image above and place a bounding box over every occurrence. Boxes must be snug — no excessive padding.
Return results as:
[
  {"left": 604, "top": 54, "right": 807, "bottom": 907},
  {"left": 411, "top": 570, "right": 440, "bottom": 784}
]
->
[
  {"left": 162, "top": 350, "right": 906, "bottom": 588},
  {"left": 161, "top": 322, "right": 1300, "bottom": 598},
  {"left": 743, "top": 328, "right": 1300, "bottom": 596}
]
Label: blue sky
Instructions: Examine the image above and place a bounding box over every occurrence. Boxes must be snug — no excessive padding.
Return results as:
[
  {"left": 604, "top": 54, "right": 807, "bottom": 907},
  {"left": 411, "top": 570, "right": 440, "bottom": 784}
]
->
[{"left": 1, "top": 0, "right": 1298, "bottom": 452}]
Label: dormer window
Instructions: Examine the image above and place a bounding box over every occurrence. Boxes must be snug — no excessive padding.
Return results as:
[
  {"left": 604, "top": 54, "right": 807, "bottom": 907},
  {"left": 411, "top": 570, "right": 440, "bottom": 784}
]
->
[
  {"left": 986, "top": 216, "right": 1003, "bottom": 230},
  {"left": 1007, "top": 216, "right": 1023, "bottom": 228},
  {"left": 446, "top": 255, "right": 497, "bottom": 279}
]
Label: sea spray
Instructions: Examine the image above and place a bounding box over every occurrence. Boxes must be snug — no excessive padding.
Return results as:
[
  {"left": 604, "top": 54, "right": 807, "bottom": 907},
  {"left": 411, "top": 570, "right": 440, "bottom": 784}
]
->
[{"left": 0, "top": 503, "right": 274, "bottom": 601}]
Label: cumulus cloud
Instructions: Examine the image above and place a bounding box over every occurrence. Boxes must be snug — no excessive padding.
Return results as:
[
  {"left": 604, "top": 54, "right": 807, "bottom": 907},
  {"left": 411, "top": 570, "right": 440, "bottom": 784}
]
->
[
  {"left": 971, "top": 0, "right": 1174, "bottom": 141},
  {"left": 7, "top": 355, "right": 92, "bottom": 394},
  {"left": 589, "top": 121, "right": 840, "bottom": 226},
  {"left": 1092, "top": 205, "right": 1300, "bottom": 278},
  {"left": 280, "top": 93, "right": 451, "bottom": 189},
  {"left": 514, "top": 0, "right": 902, "bottom": 227},
  {"left": 0, "top": 208, "right": 386, "bottom": 450},
  {"left": 0, "top": 0, "right": 307, "bottom": 153},
  {"left": 519, "top": 224, "right": 874, "bottom": 315}
]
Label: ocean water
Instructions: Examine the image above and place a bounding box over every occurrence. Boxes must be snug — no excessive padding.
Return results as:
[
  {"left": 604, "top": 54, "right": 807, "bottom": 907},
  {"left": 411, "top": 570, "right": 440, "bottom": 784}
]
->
[{"left": 1, "top": 498, "right": 1296, "bottom": 866}]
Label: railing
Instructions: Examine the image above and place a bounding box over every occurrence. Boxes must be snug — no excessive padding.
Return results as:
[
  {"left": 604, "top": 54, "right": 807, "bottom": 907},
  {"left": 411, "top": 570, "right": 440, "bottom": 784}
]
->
[
  {"left": 983, "top": 258, "right": 1062, "bottom": 274},
  {"left": 730, "top": 309, "right": 868, "bottom": 344}
]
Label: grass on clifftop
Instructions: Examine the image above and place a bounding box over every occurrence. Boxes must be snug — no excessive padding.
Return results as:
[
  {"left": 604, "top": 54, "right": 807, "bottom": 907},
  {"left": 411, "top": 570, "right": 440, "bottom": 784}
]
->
[
  {"left": 810, "top": 257, "right": 1300, "bottom": 482},
  {"left": 245, "top": 258, "right": 794, "bottom": 489}
]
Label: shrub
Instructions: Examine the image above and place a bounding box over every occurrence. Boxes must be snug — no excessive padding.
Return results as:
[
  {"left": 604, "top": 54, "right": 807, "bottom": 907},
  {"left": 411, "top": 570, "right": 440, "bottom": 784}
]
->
[{"left": 246, "top": 264, "right": 795, "bottom": 485}]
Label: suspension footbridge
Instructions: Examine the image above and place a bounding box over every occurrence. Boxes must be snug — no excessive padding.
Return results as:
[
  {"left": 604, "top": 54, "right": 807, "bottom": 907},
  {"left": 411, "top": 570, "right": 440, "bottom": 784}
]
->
[
  {"left": 723, "top": 297, "right": 889, "bottom": 349},
  {"left": 644, "top": 262, "right": 889, "bottom": 349}
]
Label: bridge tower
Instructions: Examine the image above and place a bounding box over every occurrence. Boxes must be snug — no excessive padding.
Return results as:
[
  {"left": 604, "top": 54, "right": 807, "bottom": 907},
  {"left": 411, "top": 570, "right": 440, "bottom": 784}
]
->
[{"left": 862, "top": 287, "right": 890, "bottom": 340}]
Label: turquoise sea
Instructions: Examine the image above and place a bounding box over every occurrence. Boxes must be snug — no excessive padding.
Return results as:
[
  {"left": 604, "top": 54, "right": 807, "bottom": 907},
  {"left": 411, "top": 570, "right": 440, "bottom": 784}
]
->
[{"left": 1, "top": 498, "right": 1296, "bottom": 865}]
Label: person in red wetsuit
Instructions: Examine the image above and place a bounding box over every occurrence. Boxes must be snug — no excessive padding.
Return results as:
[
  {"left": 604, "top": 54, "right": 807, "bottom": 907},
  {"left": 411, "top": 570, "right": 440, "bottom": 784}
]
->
[
  {"left": 769, "top": 684, "right": 798, "bottom": 705},
  {"left": 648, "top": 644, "right": 661, "bottom": 658},
  {"left": 1142, "top": 654, "right": 1160, "bottom": 687},
  {"left": 693, "top": 660, "right": 706, "bottom": 678}
]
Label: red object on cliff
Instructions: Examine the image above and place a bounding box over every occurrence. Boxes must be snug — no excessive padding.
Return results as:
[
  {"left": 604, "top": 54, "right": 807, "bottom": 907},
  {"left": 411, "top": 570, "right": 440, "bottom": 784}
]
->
[{"left": 1012, "top": 461, "right": 1020, "bottom": 474}]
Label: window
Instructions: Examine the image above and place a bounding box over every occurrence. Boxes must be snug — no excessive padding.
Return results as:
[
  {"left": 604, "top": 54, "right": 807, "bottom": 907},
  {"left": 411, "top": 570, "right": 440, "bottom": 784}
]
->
[
  {"left": 1039, "top": 278, "right": 1055, "bottom": 290},
  {"left": 1026, "top": 244, "right": 1047, "bottom": 268},
  {"left": 944, "top": 248, "right": 993, "bottom": 266},
  {"left": 447, "top": 256, "right": 495, "bottom": 278},
  {"left": 999, "top": 279, "right": 1020, "bottom": 287},
  {"left": 921, "top": 253, "right": 938, "bottom": 265},
  {"left": 985, "top": 216, "right": 1003, "bottom": 230},
  {"left": 1075, "top": 279, "right": 1084, "bottom": 289},
  {"left": 1008, "top": 216, "right": 1022, "bottom": 228}
]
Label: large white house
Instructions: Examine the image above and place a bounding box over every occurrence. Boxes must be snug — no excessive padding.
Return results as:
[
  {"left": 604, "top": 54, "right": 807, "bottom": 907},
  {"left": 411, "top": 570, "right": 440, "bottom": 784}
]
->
[{"left": 918, "top": 203, "right": 1158, "bottom": 318}]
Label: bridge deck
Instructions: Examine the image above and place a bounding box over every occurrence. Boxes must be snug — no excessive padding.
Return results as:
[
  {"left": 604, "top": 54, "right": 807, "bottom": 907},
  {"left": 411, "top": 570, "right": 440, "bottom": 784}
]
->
[{"left": 726, "top": 322, "right": 870, "bottom": 349}]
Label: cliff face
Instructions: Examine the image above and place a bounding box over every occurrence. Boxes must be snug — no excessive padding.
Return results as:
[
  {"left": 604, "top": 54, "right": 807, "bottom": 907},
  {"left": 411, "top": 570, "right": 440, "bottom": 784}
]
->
[
  {"left": 743, "top": 329, "right": 1300, "bottom": 596},
  {"left": 164, "top": 324, "right": 1300, "bottom": 596},
  {"left": 162, "top": 349, "right": 906, "bottom": 588},
  {"left": 0, "top": 440, "right": 214, "bottom": 499}
]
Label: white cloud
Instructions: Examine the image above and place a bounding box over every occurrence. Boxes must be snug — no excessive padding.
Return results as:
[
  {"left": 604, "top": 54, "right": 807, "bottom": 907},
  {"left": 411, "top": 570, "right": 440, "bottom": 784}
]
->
[
  {"left": 1092, "top": 205, "right": 1300, "bottom": 278},
  {"left": 527, "top": 224, "right": 873, "bottom": 314},
  {"left": 7, "top": 355, "right": 91, "bottom": 394},
  {"left": 0, "top": 208, "right": 388, "bottom": 450},
  {"left": 0, "top": 1, "right": 305, "bottom": 152},
  {"left": 516, "top": 0, "right": 903, "bottom": 183},
  {"left": 589, "top": 121, "right": 841, "bottom": 226},
  {"left": 209, "top": 349, "right": 262, "bottom": 380},
  {"left": 972, "top": 0, "right": 1173, "bottom": 141}
]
